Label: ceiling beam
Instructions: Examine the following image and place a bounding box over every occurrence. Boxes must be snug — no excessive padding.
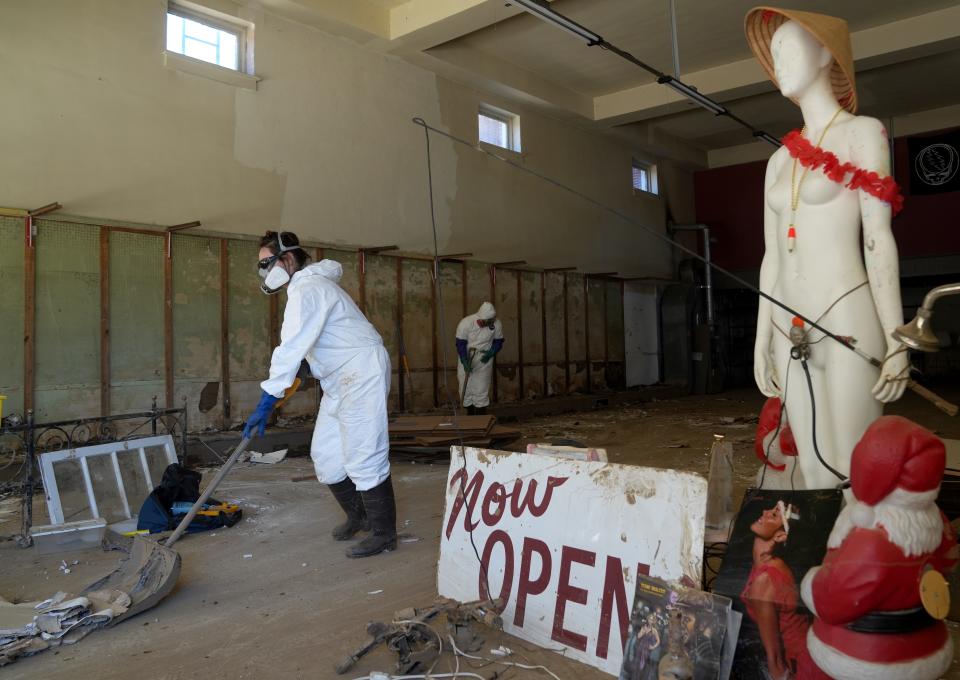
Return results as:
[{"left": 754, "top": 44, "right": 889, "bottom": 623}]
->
[
  {"left": 593, "top": 4, "right": 960, "bottom": 126},
  {"left": 257, "top": 0, "right": 389, "bottom": 42},
  {"left": 386, "top": 0, "right": 520, "bottom": 54}
]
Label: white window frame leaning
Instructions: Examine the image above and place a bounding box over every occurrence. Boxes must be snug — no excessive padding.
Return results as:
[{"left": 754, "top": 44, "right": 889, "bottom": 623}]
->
[{"left": 39, "top": 435, "right": 178, "bottom": 525}]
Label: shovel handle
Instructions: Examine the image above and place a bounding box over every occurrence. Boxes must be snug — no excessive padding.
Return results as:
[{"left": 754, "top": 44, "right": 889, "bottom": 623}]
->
[
  {"left": 165, "top": 437, "right": 252, "bottom": 548},
  {"left": 908, "top": 380, "right": 958, "bottom": 417}
]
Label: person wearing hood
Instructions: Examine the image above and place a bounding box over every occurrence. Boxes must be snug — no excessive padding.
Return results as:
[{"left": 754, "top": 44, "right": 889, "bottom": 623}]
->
[
  {"left": 244, "top": 231, "right": 396, "bottom": 558},
  {"left": 455, "top": 302, "right": 504, "bottom": 415}
]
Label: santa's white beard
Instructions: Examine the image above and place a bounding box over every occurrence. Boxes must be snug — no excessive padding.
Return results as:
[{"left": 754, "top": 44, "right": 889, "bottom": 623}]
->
[{"left": 828, "top": 487, "right": 942, "bottom": 557}]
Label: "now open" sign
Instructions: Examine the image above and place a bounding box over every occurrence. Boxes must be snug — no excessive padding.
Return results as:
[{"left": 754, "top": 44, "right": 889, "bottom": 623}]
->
[{"left": 437, "top": 447, "right": 707, "bottom": 676}]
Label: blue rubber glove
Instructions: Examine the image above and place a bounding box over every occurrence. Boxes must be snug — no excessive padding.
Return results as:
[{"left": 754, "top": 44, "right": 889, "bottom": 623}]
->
[{"left": 243, "top": 391, "right": 280, "bottom": 439}]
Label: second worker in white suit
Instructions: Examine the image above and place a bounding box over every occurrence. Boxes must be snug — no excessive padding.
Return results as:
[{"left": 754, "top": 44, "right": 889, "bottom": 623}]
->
[
  {"left": 243, "top": 231, "right": 396, "bottom": 559},
  {"left": 455, "top": 302, "right": 505, "bottom": 415}
]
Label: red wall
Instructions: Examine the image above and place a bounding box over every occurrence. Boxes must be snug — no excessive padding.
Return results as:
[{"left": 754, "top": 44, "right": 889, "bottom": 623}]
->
[{"left": 694, "top": 128, "right": 960, "bottom": 271}]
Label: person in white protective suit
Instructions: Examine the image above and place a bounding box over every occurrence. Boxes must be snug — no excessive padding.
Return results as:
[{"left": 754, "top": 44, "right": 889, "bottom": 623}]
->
[
  {"left": 243, "top": 231, "right": 396, "bottom": 558},
  {"left": 455, "top": 302, "right": 504, "bottom": 415}
]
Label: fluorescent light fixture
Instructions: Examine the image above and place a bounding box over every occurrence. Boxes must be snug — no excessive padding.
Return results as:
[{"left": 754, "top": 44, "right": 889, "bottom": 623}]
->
[
  {"left": 657, "top": 75, "right": 725, "bottom": 115},
  {"left": 509, "top": 0, "right": 602, "bottom": 44},
  {"left": 754, "top": 131, "right": 782, "bottom": 147}
]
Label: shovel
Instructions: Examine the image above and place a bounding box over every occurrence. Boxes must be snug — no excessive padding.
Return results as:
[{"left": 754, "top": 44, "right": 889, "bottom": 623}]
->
[
  {"left": 165, "top": 378, "right": 301, "bottom": 548},
  {"left": 459, "top": 348, "right": 477, "bottom": 409}
]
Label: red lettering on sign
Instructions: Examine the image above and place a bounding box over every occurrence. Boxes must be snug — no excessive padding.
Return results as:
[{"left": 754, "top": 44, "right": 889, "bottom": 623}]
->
[
  {"left": 445, "top": 467, "right": 483, "bottom": 539},
  {"left": 514, "top": 537, "right": 552, "bottom": 628},
  {"left": 445, "top": 468, "right": 569, "bottom": 539},
  {"left": 595, "top": 556, "right": 630, "bottom": 659},
  {"left": 481, "top": 482, "right": 507, "bottom": 526},
  {"left": 479, "top": 529, "right": 514, "bottom": 604},
  {"left": 551, "top": 545, "right": 595, "bottom": 652},
  {"left": 509, "top": 476, "right": 569, "bottom": 518}
]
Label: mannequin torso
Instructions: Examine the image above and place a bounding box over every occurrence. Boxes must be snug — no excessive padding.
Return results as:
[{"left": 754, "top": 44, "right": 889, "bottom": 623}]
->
[{"left": 754, "top": 21, "right": 907, "bottom": 489}]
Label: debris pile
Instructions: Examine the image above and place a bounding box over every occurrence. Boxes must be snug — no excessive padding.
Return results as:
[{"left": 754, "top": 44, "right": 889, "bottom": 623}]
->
[
  {"left": 0, "top": 589, "right": 130, "bottom": 665},
  {"left": 388, "top": 415, "right": 520, "bottom": 451}
]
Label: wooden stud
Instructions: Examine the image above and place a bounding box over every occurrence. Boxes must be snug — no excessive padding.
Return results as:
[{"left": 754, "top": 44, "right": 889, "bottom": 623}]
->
[
  {"left": 396, "top": 258, "right": 405, "bottom": 412},
  {"left": 540, "top": 271, "right": 548, "bottom": 397},
  {"left": 461, "top": 261, "right": 468, "bottom": 317},
  {"left": 23, "top": 217, "right": 36, "bottom": 414},
  {"left": 489, "top": 265, "right": 497, "bottom": 404},
  {"left": 620, "top": 279, "right": 626, "bottom": 390},
  {"left": 164, "top": 234, "right": 174, "bottom": 409},
  {"left": 563, "top": 273, "right": 570, "bottom": 394},
  {"left": 431, "top": 268, "right": 438, "bottom": 408},
  {"left": 358, "top": 250, "right": 367, "bottom": 314},
  {"left": 516, "top": 272, "right": 524, "bottom": 400},
  {"left": 584, "top": 276, "right": 591, "bottom": 394},
  {"left": 219, "top": 239, "right": 231, "bottom": 427},
  {"left": 603, "top": 279, "right": 610, "bottom": 388},
  {"left": 99, "top": 228, "right": 110, "bottom": 417}
]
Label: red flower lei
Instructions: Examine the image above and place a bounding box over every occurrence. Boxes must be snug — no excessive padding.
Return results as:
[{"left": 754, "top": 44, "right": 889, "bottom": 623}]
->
[{"left": 781, "top": 130, "right": 904, "bottom": 215}]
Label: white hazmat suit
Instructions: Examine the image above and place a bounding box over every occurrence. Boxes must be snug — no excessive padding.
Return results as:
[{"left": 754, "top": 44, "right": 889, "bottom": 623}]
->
[
  {"left": 261, "top": 260, "right": 391, "bottom": 491},
  {"left": 455, "top": 302, "right": 504, "bottom": 408}
]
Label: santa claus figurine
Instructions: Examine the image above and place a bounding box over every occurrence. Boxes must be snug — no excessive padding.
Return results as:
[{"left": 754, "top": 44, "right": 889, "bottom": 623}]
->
[{"left": 801, "top": 415, "right": 958, "bottom": 679}]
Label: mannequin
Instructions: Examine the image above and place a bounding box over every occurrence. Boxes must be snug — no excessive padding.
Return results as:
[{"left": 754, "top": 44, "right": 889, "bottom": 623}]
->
[{"left": 748, "top": 11, "right": 908, "bottom": 489}]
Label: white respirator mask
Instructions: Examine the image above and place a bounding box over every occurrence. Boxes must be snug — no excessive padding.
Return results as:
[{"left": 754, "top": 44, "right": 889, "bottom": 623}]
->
[{"left": 259, "top": 260, "right": 290, "bottom": 295}]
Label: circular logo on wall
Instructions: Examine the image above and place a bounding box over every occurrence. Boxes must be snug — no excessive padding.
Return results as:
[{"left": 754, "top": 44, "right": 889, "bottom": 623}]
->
[{"left": 914, "top": 143, "right": 959, "bottom": 187}]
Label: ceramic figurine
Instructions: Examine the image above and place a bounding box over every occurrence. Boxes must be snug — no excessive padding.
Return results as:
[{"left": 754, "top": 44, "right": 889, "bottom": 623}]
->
[{"left": 801, "top": 416, "right": 958, "bottom": 679}]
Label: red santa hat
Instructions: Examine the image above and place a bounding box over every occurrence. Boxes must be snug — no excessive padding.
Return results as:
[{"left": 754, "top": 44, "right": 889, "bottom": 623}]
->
[
  {"left": 850, "top": 415, "right": 945, "bottom": 507},
  {"left": 754, "top": 397, "right": 798, "bottom": 471}
]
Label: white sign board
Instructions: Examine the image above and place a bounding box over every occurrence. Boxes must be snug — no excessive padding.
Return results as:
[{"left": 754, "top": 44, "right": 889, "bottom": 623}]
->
[{"left": 438, "top": 447, "right": 707, "bottom": 676}]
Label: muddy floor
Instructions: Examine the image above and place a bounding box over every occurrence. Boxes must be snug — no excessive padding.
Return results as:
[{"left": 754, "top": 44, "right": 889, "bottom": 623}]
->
[{"left": 2, "top": 386, "right": 958, "bottom": 679}]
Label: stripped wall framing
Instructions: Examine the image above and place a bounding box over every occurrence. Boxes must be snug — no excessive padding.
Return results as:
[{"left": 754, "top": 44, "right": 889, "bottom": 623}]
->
[{"left": 0, "top": 216, "right": 626, "bottom": 430}]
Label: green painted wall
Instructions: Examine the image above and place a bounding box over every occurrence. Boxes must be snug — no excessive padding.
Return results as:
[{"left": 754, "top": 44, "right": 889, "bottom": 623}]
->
[
  {"left": 109, "top": 231, "right": 164, "bottom": 414},
  {"left": 172, "top": 235, "right": 221, "bottom": 428},
  {"left": 228, "top": 239, "right": 271, "bottom": 421},
  {"left": 34, "top": 220, "right": 100, "bottom": 421},
  {"left": 2, "top": 222, "right": 627, "bottom": 426},
  {"left": 0, "top": 217, "right": 24, "bottom": 414}
]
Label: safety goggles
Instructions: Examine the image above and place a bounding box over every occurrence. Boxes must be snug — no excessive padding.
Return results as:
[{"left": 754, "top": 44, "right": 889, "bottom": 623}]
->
[{"left": 257, "top": 254, "right": 280, "bottom": 273}]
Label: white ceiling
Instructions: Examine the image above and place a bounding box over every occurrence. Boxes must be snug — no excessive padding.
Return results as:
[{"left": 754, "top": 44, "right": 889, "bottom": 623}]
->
[
  {"left": 450, "top": 0, "right": 960, "bottom": 96},
  {"left": 644, "top": 49, "right": 960, "bottom": 149},
  {"left": 269, "top": 0, "right": 960, "bottom": 156}
]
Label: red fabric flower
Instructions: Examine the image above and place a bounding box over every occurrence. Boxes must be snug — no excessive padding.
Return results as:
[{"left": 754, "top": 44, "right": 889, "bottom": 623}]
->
[{"left": 781, "top": 129, "right": 904, "bottom": 215}]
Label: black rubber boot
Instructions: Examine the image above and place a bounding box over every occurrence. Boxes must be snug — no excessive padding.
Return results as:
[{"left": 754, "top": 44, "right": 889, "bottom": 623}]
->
[
  {"left": 346, "top": 476, "right": 397, "bottom": 558},
  {"left": 327, "top": 479, "right": 369, "bottom": 541}
]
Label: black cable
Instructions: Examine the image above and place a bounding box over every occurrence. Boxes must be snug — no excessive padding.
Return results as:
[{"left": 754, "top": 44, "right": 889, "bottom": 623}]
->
[
  {"left": 410, "top": 118, "right": 879, "bottom": 374},
  {"left": 420, "top": 122, "right": 494, "bottom": 602},
  {"left": 799, "top": 358, "right": 846, "bottom": 482}
]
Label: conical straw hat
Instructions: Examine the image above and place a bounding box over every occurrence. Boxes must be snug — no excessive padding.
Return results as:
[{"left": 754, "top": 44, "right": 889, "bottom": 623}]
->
[{"left": 745, "top": 6, "right": 857, "bottom": 113}]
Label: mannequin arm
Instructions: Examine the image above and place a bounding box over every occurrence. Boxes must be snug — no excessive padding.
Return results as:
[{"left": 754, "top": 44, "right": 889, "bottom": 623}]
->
[
  {"left": 851, "top": 118, "right": 908, "bottom": 402},
  {"left": 754, "top": 153, "right": 781, "bottom": 397}
]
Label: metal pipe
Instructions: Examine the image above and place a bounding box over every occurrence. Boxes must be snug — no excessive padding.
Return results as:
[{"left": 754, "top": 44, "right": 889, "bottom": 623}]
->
[
  {"left": 668, "top": 0, "right": 680, "bottom": 77},
  {"left": 671, "top": 224, "right": 713, "bottom": 326}
]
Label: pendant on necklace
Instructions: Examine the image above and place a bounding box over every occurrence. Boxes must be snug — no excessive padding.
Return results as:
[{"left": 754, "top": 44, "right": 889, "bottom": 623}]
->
[{"left": 787, "top": 225, "right": 796, "bottom": 252}]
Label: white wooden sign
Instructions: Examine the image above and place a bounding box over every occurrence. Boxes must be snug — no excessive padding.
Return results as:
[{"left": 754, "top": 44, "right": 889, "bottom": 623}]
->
[{"left": 437, "top": 447, "right": 707, "bottom": 676}]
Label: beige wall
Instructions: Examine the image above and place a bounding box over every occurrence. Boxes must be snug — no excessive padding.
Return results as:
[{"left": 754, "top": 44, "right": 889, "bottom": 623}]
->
[{"left": 0, "top": 0, "right": 684, "bottom": 278}]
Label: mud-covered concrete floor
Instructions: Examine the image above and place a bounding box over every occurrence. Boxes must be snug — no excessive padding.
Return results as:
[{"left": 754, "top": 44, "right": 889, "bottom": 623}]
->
[{"left": 2, "top": 386, "right": 958, "bottom": 679}]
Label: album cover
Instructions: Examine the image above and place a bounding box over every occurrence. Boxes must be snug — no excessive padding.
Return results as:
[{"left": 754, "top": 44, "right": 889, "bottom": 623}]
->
[
  {"left": 620, "top": 574, "right": 733, "bottom": 680},
  {"left": 713, "top": 488, "right": 843, "bottom": 680}
]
